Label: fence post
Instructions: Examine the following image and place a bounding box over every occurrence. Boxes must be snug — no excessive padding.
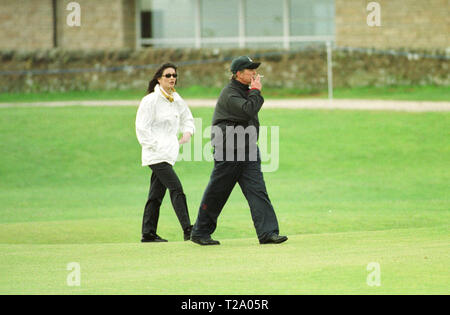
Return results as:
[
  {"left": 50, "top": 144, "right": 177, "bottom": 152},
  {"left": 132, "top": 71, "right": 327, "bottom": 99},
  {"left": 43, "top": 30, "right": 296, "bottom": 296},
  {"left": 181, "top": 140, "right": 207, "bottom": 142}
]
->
[{"left": 326, "top": 41, "right": 333, "bottom": 102}]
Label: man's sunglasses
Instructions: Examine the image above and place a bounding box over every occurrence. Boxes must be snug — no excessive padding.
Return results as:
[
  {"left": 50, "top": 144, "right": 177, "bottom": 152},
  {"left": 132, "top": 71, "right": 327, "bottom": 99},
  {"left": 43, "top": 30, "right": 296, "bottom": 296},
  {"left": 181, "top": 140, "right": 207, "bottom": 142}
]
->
[{"left": 163, "top": 73, "right": 178, "bottom": 78}]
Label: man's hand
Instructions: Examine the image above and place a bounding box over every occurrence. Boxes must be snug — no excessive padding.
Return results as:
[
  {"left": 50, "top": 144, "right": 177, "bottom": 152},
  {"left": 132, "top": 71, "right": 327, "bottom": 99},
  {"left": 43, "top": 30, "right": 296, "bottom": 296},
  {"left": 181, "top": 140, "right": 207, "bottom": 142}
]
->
[
  {"left": 179, "top": 132, "right": 192, "bottom": 145},
  {"left": 250, "top": 75, "right": 262, "bottom": 91}
]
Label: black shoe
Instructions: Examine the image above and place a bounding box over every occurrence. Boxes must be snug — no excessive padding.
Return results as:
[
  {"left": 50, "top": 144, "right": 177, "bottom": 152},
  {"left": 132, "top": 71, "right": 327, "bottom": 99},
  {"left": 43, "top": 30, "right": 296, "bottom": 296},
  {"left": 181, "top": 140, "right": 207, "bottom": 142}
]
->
[
  {"left": 260, "top": 234, "right": 288, "bottom": 244},
  {"left": 191, "top": 236, "right": 220, "bottom": 246},
  {"left": 184, "top": 225, "right": 193, "bottom": 241},
  {"left": 141, "top": 233, "right": 168, "bottom": 243}
]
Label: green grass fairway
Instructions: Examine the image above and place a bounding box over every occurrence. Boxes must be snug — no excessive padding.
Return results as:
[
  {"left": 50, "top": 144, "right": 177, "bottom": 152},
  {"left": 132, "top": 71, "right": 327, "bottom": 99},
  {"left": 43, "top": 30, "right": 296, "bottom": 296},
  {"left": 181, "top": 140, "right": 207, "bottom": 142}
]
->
[
  {"left": 0, "top": 106, "right": 449, "bottom": 294},
  {"left": 1, "top": 228, "right": 448, "bottom": 295}
]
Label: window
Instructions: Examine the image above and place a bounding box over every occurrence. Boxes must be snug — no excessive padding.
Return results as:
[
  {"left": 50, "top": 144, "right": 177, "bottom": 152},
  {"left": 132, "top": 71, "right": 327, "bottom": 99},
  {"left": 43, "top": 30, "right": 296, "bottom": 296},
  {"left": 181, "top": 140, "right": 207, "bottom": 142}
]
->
[
  {"left": 290, "top": 0, "right": 335, "bottom": 36},
  {"left": 245, "top": 0, "right": 284, "bottom": 37},
  {"left": 140, "top": 0, "right": 196, "bottom": 47},
  {"left": 201, "top": 0, "right": 239, "bottom": 38},
  {"left": 136, "top": 0, "right": 335, "bottom": 48},
  {"left": 141, "top": 11, "right": 152, "bottom": 39}
]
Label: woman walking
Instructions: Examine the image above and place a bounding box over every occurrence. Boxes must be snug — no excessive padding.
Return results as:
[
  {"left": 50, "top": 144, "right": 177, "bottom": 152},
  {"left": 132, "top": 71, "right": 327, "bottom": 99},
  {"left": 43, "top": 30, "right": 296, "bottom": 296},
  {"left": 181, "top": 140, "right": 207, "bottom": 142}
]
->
[{"left": 136, "top": 63, "right": 195, "bottom": 242}]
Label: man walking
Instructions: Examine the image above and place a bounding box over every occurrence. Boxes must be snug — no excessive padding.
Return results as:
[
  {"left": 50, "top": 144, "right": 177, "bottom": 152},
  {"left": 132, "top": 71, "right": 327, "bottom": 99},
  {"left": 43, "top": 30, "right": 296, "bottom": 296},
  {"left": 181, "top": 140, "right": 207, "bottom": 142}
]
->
[{"left": 190, "top": 56, "right": 288, "bottom": 245}]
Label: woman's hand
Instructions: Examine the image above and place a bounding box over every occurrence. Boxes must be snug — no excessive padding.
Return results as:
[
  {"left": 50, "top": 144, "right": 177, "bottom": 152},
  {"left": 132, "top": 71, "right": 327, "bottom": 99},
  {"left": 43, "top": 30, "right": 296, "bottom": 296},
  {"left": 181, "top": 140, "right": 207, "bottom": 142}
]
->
[{"left": 179, "top": 132, "right": 192, "bottom": 145}]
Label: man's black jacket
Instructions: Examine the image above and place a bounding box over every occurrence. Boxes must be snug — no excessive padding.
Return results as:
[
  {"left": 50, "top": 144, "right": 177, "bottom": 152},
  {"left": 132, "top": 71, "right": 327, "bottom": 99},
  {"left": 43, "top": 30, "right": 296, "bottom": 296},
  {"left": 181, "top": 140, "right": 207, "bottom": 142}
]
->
[{"left": 211, "top": 79, "right": 264, "bottom": 161}]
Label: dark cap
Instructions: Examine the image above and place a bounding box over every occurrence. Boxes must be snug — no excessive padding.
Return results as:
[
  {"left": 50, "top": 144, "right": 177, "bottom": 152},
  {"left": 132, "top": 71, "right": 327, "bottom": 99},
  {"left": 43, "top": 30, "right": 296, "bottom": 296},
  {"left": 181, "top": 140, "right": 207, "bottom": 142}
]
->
[{"left": 230, "top": 56, "right": 261, "bottom": 73}]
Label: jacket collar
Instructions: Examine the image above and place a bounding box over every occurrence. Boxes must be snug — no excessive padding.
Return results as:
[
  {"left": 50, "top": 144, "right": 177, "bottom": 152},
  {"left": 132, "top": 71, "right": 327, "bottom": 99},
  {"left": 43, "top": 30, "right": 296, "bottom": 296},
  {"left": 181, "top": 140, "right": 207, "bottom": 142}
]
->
[
  {"left": 231, "top": 79, "right": 250, "bottom": 91},
  {"left": 155, "top": 84, "right": 181, "bottom": 103}
]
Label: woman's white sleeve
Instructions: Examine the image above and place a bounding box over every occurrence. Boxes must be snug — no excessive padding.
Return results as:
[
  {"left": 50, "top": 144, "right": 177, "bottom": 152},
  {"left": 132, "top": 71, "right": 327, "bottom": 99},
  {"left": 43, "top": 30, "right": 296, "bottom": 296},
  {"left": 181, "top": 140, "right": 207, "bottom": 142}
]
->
[
  {"left": 179, "top": 100, "right": 195, "bottom": 135},
  {"left": 136, "top": 97, "right": 157, "bottom": 149}
]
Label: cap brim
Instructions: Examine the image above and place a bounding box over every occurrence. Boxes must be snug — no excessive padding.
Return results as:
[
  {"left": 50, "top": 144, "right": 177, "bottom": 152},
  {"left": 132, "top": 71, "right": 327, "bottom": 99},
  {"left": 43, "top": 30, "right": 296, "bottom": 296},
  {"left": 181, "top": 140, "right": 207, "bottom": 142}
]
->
[
  {"left": 247, "top": 62, "right": 261, "bottom": 69},
  {"left": 231, "top": 61, "right": 262, "bottom": 73}
]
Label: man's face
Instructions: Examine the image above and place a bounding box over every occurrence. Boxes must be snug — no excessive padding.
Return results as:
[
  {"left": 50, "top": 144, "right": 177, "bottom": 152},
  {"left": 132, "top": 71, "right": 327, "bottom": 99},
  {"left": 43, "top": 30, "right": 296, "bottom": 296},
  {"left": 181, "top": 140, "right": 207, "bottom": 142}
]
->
[{"left": 236, "top": 68, "right": 257, "bottom": 85}]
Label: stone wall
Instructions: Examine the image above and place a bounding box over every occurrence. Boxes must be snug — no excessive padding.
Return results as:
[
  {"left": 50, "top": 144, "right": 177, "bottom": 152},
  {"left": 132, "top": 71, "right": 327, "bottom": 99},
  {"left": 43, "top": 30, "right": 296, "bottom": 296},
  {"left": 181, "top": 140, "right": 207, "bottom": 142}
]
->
[
  {"left": 1, "top": 47, "right": 448, "bottom": 93},
  {"left": 0, "top": 0, "right": 54, "bottom": 50},
  {"left": 335, "top": 0, "right": 449, "bottom": 50},
  {"left": 0, "top": 0, "right": 136, "bottom": 51},
  {"left": 56, "top": 0, "right": 136, "bottom": 50}
]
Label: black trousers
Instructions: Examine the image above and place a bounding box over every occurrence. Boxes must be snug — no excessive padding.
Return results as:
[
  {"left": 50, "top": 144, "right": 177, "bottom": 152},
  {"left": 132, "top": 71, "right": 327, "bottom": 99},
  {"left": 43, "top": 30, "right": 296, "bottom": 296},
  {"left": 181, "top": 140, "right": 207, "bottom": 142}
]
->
[
  {"left": 142, "top": 162, "right": 191, "bottom": 236},
  {"left": 191, "top": 155, "right": 280, "bottom": 242}
]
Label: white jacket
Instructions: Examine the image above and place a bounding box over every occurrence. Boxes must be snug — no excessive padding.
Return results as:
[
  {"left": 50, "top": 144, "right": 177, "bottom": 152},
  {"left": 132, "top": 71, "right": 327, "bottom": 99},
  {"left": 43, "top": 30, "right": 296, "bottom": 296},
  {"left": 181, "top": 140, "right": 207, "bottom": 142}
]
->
[{"left": 136, "top": 84, "right": 195, "bottom": 166}]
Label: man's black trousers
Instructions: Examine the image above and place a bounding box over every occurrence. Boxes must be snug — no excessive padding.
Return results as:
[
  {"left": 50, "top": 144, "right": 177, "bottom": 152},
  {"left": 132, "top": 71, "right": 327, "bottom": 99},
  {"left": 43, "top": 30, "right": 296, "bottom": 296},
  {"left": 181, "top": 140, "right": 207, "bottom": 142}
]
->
[
  {"left": 142, "top": 162, "right": 191, "bottom": 236},
  {"left": 191, "top": 157, "right": 280, "bottom": 243}
]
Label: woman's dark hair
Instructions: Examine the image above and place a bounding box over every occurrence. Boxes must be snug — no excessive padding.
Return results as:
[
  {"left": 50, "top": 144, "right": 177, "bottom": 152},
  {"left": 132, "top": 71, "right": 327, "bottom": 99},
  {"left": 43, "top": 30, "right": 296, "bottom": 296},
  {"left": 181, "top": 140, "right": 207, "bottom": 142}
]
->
[{"left": 147, "top": 62, "right": 178, "bottom": 94}]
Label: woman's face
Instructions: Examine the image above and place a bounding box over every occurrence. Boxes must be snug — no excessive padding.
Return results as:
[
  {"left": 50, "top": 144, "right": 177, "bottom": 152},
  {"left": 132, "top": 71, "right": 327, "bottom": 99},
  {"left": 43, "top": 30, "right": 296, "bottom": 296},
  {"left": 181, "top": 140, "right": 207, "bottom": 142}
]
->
[{"left": 158, "top": 67, "right": 177, "bottom": 91}]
